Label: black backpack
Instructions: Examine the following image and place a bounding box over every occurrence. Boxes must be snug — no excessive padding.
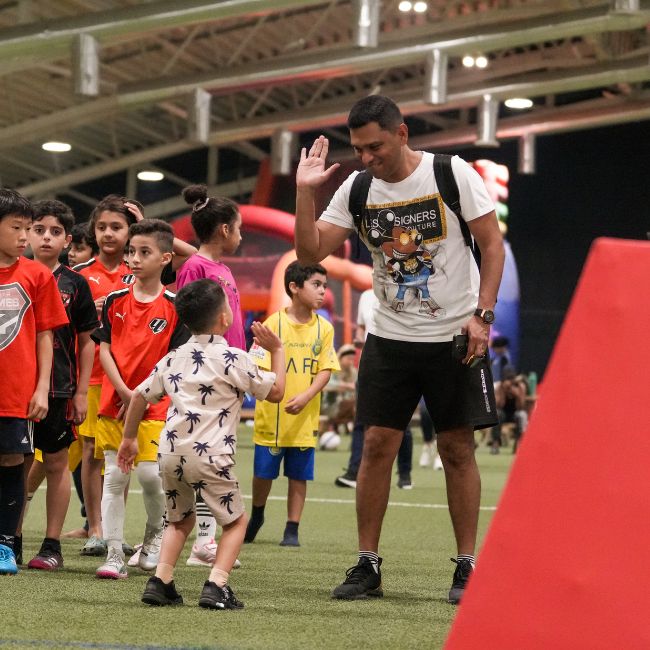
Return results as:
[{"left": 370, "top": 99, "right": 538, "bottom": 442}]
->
[{"left": 347, "top": 153, "right": 481, "bottom": 267}]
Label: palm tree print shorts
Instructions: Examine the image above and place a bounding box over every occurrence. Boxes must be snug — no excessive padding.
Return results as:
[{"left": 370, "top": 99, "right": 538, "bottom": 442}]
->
[{"left": 158, "top": 452, "right": 244, "bottom": 526}]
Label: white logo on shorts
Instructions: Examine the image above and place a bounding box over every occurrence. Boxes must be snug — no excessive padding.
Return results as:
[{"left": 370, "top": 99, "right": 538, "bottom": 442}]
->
[{"left": 480, "top": 369, "right": 491, "bottom": 413}]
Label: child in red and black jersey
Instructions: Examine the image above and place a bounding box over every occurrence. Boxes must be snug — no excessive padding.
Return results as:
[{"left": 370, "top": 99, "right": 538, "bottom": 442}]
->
[
  {"left": 93, "top": 219, "right": 190, "bottom": 579},
  {"left": 74, "top": 196, "right": 196, "bottom": 556},
  {"left": 22, "top": 200, "right": 100, "bottom": 571},
  {"left": 73, "top": 196, "right": 138, "bottom": 554},
  {"left": 0, "top": 189, "right": 68, "bottom": 575}
]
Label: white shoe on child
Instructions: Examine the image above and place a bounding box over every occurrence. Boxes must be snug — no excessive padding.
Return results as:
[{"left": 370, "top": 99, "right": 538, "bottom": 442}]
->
[
  {"left": 186, "top": 538, "right": 241, "bottom": 569},
  {"left": 127, "top": 544, "right": 142, "bottom": 567},
  {"left": 433, "top": 454, "right": 444, "bottom": 470},
  {"left": 96, "top": 548, "right": 127, "bottom": 579},
  {"left": 139, "top": 526, "right": 163, "bottom": 571},
  {"left": 419, "top": 445, "right": 433, "bottom": 467}
]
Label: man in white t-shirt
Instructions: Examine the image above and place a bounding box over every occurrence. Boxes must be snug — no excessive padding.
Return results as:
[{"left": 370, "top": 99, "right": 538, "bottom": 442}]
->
[{"left": 294, "top": 95, "right": 505, "bottom": 604}]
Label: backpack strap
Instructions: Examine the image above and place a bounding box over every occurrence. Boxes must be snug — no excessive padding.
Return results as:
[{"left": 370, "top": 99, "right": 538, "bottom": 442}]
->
[
  {"left": 348, "top": 169, "right": 372, "bottom": 234},
  {"left": 348, "top": 170, "right": 373, "bottom": 257},
  {"left": 433, "top": 153, "right": 481, "bottom": 267}
]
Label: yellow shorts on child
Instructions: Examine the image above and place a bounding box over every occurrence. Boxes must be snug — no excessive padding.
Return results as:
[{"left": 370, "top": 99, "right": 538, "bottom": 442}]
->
[
  {"left": 95, "top": 416, "right": 163, "bottom": 465},
  {"left": 77, "top": 385, "right": 102, "bottom": 439},
  {"left": 35, "top": 438, "right": 81, "bottom": 469},
  {"left": 68, "top": 436, "right": 83, "bottom": 471}
]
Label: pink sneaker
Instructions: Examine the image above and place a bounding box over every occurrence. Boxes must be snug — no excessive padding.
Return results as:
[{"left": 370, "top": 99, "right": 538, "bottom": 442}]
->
[
  {"left": 96, "top": 549, "right": 127, "bottom": 579},
  {"left": 186, "top": 538, "right": 241, "bottom": 568}
]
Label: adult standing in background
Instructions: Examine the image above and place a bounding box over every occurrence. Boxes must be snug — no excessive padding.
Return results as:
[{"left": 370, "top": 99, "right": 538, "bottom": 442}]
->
[
  {"left": 294, "top": 95, "right": 505, "bottom": 604},
  {"left": 335, "top": 288, "right": 414, "bottom": 490}
]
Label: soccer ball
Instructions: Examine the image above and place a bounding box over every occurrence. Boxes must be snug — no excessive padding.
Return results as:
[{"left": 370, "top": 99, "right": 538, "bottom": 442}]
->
[{"left": 319, "top": 431, "right": 341, "bottom": 451}]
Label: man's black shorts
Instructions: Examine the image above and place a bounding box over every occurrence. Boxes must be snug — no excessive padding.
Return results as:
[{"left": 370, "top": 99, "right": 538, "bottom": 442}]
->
[
  {"left": 0, "top": 418, "right": 34, "bottom": 455},
  {"left": 356, "top": 334, "right": 498, "bottom": 433},
  {"left": 33, "top": 398, "right": 75, "bottom": 454}
]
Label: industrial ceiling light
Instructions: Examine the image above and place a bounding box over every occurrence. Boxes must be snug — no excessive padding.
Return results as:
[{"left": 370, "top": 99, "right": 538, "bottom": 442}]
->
[
  {"left": 413, "top": 1, "right": 428, "bottom": 12},
  {"left": 398, "top": 1, "right": 412, "bottom": 11},
  {"left": 42, "top": 141, "right": 71, "bottom": 152},
  {"left": 462, "top": 55, "right": 475, "bottom": 68},
  {"left": 476, "top": 94, "right": 499, "bottom": 147},
  {"left": 137, "top": 170, "right": 164, "bottom": 182},
  {"left": 423, "top": 49, "right": 448, "bottom": 105},
  {"left": 505, "top": 97, "right": 533, "bottom": 109},
  {"left": 475, "top": 55, "right": 489, "bottom": 68},
  {"left": 518, "top": 133, "right": 536, "bottom": 174},
  {"left": 355, "top": 0, "right": 380, "bottom": 48}
]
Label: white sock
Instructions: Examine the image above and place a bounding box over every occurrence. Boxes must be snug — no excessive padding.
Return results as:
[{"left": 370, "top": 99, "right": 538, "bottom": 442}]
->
[
  {"left": 195, "top": 497, "right": 216, "bottom": 548},
  {"left": 135, "top": 461, "right": 165, "bottom": 534},
  {"left": 359, "top": 551, "right": 380, "bottom": 574},
  {"left": 457, "top": 554, "right": 476, "bottom": 568},
  {"left": 101, "top": 451, "right": 129, "bottom": 555}
]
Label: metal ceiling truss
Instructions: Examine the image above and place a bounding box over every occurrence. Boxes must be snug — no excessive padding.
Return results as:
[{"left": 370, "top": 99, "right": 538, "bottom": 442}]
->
[{"left": 0, "top": 0, "right": 648, "bottom": 203}]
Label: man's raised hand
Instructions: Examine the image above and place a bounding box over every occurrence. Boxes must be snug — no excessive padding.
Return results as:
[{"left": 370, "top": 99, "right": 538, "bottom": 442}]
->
[{"left": 296, "top": 135, "right": 340, "bottom": 189}]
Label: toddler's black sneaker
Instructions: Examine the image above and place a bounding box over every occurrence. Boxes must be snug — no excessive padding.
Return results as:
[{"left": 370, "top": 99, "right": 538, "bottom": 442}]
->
[
  {"left": 141, "top": 576, "right": 183, "bottom": 606},
  {"left": 199, "top": 581, "right": 244, "bottom": 610}
]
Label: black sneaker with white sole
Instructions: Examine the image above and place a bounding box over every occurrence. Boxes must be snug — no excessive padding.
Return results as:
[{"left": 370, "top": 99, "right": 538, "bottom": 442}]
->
[
  {"left": 334, "top": 469, "right": 357, "bottom": 488},
  {"left": 448, "top": 558, "right": 473, "bottom": 604},
  {"left": 199, "top": 581, "right": 244, "bottom": 610},
  {"left": 397, "top": 473, "right": 412, "bottom": 489},
  {"left": 331, "top": 556, "right": 383, "bottom": 600},
  {"left": 141, "top": 576, "right": 183, "bottom": 606}
]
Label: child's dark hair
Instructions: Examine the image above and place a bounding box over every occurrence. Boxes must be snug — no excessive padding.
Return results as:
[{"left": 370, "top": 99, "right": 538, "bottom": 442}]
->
[
  {"left": 284, "top": 260, "right": 327, "bottom": 298},
  {"left": 70, "top": 223, "right": 99, "bottom": 253},
  {"left": 182, "top": 184, "right": 239, "bottom": 244},
  {"left": 175, "top": 279, "right": 226, "bottom": 333},
  {"left": 32, "top": 199, "right": 75, "bottom": 234},
  {"left": 0, "top": 188, "right": 33, "bottom": 221},
  {"left": 88, "top": 194, "right": 139, "bottom": 236},
  {"left": 347, "top": 95, "right": 403, "bottom": 132},
  {"left": 128, "top": 219, "right": 174, "bottom": 253}
]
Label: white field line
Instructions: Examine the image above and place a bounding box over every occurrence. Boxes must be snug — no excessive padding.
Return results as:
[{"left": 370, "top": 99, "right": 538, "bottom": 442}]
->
[{"left": 121, "top": 489, "right": 497, "bottom": 511}]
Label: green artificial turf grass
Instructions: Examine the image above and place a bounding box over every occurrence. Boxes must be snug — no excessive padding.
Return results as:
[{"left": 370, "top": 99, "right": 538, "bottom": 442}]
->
[{"left": 1, "top": 426, "right": 515, "bottom": 650}]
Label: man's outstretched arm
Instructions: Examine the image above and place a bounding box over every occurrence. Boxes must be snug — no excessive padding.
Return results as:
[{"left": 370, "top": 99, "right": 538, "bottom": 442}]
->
[{"left": 295, "top": 135, "right": 350, "bottom": 264}]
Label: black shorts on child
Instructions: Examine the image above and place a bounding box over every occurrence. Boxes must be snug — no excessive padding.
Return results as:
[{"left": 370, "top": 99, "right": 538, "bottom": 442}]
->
[
  {"left": 33, "top": 398, "right": 75, "bottom": 454},
  {"left": 0, "top": 418, "right": 34, "bottom": 455}
]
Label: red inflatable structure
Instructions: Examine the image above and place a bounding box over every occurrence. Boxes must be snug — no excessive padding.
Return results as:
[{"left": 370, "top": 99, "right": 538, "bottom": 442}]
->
[{"left": 446, "top": 238, "right": 650, "bottom": 649}]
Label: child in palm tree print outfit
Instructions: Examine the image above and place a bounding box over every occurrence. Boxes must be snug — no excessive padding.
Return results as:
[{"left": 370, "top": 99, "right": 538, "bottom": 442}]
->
[{"left": 118, "top": 279, "right": 285, "bottom": 609}]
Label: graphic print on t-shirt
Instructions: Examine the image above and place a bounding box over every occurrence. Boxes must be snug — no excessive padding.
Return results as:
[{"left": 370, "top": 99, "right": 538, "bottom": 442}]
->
[
  {"left": 361, "top": 194, "right": 447, "bottom": 318},
  {"left": 0, "top": 282, "right": 31, "bottom": 351}
]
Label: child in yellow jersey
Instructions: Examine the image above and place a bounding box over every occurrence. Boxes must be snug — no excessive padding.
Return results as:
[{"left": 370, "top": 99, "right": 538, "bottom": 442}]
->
[{"left": 245, "top": 261, "right": 340, "bottom": 547}]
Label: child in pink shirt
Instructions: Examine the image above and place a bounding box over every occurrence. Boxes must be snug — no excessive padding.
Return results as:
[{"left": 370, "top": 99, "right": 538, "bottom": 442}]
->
[
  {"left": 174, "top": 184, "right": 246, "bottom": 566},
  {"left": 175, "top": 185, "right": 245, "bottom": 351}
]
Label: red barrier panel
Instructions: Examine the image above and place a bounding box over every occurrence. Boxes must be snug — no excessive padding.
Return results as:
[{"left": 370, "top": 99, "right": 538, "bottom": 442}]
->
[{"left": 446, "top": 238, "right": 650, "bottom": 650}]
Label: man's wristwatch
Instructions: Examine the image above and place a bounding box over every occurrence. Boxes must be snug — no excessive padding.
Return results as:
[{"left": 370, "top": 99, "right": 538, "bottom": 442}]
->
[{"left": 474, "top": 308, "right": 495, "bottom": 324}]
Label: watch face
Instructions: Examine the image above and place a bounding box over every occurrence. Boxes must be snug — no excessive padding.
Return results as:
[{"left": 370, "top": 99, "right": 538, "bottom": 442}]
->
[{"left": 483, "top": 310, "right": 495, "bottom": 323}]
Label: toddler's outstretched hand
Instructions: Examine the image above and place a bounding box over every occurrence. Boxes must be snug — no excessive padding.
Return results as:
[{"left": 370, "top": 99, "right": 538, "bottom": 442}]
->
[{"left": 251, "top": 321, "right": 283, "bottom": 353}]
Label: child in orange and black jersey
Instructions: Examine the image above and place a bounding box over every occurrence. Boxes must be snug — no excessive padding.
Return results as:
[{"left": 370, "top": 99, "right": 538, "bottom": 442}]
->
[
  {"left": 0, "top": 189, "right": 68, "bottom": 575},
  {"left": 23, "top": 200, "right": 99, "bottom": 571},
  {"left": 73, "top": 195, "right": 138, "bottom": 555},
  {"left": 92, "top": 219, "right": 190, "bottom": 580},
  {"left": 73, "top": 196, "right": 196, "bottom": 557}
]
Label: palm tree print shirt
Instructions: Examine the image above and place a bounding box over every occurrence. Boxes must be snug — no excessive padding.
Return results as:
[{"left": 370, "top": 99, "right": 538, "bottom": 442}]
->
[{"left": 135, "top": 334, "right": 276, "bottom": 457}]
